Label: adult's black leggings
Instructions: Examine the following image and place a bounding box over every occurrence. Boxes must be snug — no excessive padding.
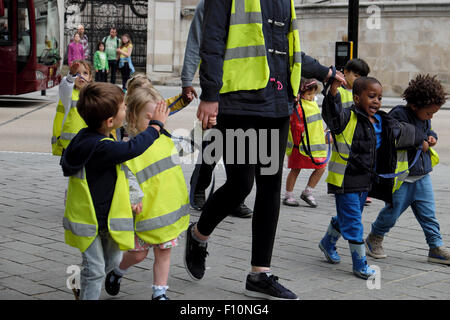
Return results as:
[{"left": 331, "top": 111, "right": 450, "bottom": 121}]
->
[{"left": 196, "top": 113, "right": 290, "bottom": 267}]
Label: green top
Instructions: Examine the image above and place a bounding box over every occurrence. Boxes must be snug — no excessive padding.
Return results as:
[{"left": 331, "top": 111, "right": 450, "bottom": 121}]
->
[
  {"left": 103, "top": 35, "right": 121, "bottom": 60},
  {"left": 94, "top": 51, "right": 109, "bottom": 71}
]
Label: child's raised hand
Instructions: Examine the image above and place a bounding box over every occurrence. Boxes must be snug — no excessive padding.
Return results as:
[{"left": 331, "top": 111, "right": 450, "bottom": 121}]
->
[
  {"left": 150, "top": 100, "right": 170, "bottom": 126},
  {"left": 69, "top": 61, "right": 80, "bottom": 76},
  {"left": 427, "top": 136, "right": 437, "bottom": 147}
]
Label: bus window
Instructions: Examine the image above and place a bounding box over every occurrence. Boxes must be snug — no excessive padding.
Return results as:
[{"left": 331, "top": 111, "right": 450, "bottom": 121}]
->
[
  {"left": 35, "top": 0, "right": 60, "bottom": 65},
  {"left": 0, "top": 0, "right": 11, "bottom": 44},
  {"left": 17, "top": 0, "right": 31, "bottom": 72}
]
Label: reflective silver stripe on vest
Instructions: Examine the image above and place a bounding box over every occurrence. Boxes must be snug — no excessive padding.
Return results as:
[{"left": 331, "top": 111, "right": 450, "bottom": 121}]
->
[
  {"left": 135, "top": 204, "right": 189, "bottom": 232},
  {"left": 73, "top": 168, "right": 85, "bottom": 180},
  {"left": 230, "top": 0, "right": 263, "bottom": 25},
  {"left": 71, "top": 100, "right": 78, "bottom": 108},
  {"left": 300, "top": 143, "right": 328, "bottom": 153},
  {"left": 397, "top": 170, "right": 409, "bottom": 182},
  {"left": 333, "top": 141, "right": 351, "bottom": 155},
  {"left": 342, "top": 101, "right": 353, "bottom": 109},
  {"left": 397, "top": 151, "right": 408, "bottom": 162},
  {"left": 109, "top": 218, "right": 134, "bottom": 232},
  {"left": 60, "top": 132, "right": 77, "bottom": 141},
  {"left": 135, "top": 155, "right": 176, "bottom": 184},
  {"left": 291, "top": 18, "right": 299, "bottom": 31},
  {"left": 286, "top": 141, "right": 293, "bottom": 149},
  {"left": 51, "top": 136, "right": 58, "bottom": 144},
  {"left": 305, "top": 113, "right": 322, "bottom": 123},
  {"left": 328, "top": 161, "right": 347, "bottom": 175},
  {"left": 224, "top": 45, "right": 266, "bottom": 61},
  {"left": 63, "top": 217, "right": 96, "bottom": 237}
]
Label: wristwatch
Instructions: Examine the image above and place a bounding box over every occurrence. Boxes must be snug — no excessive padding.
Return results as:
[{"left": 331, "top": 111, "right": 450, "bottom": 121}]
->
[{"left": 149, "top": 120, "right": 164, "bottom": 131}]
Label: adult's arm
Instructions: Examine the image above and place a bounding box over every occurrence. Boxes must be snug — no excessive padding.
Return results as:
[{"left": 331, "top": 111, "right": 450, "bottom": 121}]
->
[
  {"left": 198, "top": 0, "right": 231, "bottom": 102},
  {"left": 181, "top": 0, "right": 204, "bottom": 88},
  {"left": 301, "top": 52, "right": 330, "bottom": 82}
]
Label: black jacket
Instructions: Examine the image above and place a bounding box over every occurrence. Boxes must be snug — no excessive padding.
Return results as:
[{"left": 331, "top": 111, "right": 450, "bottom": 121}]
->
[
  {"left": 199, "top": 0, "right": 330, "bottom": 118},
  {"left": 322, "top": 92, "right": 423, "bottom": 204},
  {"left": 61, "top": 126, "right": 159, "bottom": 230},
  {"left": 388, "top": 105, "right": 437, "bottom": 176}
]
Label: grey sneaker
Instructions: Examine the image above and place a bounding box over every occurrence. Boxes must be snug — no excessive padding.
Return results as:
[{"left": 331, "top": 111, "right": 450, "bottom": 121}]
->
[
  {"left": 365, "top": 233, "right": 387, "bottom": 259},
  {"left": 428, "top": 247, "right": 450, "bottom": 265}
]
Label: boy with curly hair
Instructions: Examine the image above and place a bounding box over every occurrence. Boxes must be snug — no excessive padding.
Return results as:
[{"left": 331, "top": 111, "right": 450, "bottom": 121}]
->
[{"left": 365, "top": 74, "right": 450, "bottom": 265}]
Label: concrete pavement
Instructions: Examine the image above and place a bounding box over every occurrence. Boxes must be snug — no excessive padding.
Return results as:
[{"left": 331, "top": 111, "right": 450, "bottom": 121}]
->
[
  {"left": 1, "top": 86, "right": 450, "bottom": 301},
  {"left": 1, "top": 150, "right": 450, "bottom": 300}
]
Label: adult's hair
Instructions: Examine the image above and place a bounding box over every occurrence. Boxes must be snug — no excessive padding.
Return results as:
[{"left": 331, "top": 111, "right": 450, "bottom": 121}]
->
[
  {"left": 403, "top": 74, "right": 447, "bottom": 108},
  {"left": 77, "top": 82, "right": 124, "bottom": 130},
  {"left": 352, "top": 76, "right": 382, "bottom": 97},
  {"left": 125, "top": 86, "right": 164, "bottom": 137},
  {"left": 344, "top": 58, "right": 370, "bottom": 77}
]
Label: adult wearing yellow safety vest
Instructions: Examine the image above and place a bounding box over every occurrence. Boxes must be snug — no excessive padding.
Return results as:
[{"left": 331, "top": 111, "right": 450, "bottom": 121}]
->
[{"left": 183, "top": 0, "right": 346, "bottom": 300}]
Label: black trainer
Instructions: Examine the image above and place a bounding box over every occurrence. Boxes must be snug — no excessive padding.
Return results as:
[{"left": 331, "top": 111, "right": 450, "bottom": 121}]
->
[
  {"left": 230, "top": 202, "right": 253, "bottom": 218},
  {"left": 184, "top": 223, "right": 208, "bottom": 280},
  {"left": 244, "top": 272, "right": 299, "bottom": 300},
  {"left": 191, "top": 191, "right": 206, "bottom": 211},
  {"left": 105, "top": 270, "right": 122, "bottom": 296}
]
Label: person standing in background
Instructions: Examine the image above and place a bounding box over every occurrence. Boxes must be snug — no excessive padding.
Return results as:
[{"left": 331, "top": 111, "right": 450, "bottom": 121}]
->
[{"left": 103, "top": 28, "right": 121, "bottom": 84}]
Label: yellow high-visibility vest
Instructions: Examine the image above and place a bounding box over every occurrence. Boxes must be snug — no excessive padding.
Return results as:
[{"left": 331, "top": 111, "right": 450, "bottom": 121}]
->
[
  {"left": 63, "top": 138, "right": 134, "bottom": 252},
  {"left": 51, "top": 89, "right": 80, "bottom": 155},
  {"left": 59, "top": 89, "right": 86, "bottom": 149},
  {"left": 326, "top": 112, "right": 358, "bottom": 187},
  {"left": 221, "top": 0, "right": 302, "bottom": 97},
  {"left": 286, "top": 99, "right": 327, "bottom": 160},
  {"left": 338, "top": 86, "right": 353, "bottom": 109},
  {"left": 125, "top": 133, "right": 190, "bottom": 245}
]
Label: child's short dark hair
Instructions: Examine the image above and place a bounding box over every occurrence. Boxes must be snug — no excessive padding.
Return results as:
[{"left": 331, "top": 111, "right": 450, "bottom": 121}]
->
[
  {"left": 344, "top": 58, "right": 370, "bottom": 77},
  {"left": 403, "top": 74, "right": 447, "bottom": 108},
  {"left": 97, "top": 41, "right": 105, "bottom": 50},
  {"left": 353, "top": 76, "right": 382, "bottom": 96},
  {"left": 77, "top": 82, "right": 124, "bottom": 130}
]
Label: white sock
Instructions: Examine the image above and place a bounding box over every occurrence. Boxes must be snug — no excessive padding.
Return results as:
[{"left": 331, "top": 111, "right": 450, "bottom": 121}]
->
[
  {"left": 304, "top": 186, "right": 314, "bottom": 195},
  {"left": 285, "top": 191, "right": 294, "bottom": 198}
]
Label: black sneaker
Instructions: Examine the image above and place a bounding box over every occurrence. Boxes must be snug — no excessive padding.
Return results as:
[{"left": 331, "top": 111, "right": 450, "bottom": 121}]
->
[
  {"left": 230, "top": 202, "right": 253, "bottom": 218},
  {"left": 184, "top": 223, "right": 208, "bottom": 280},
  {"left": 244, "top": 273, "right": 299, "bottom": 300},
  {"left": 191, "top": 191, "right": 206, "bottom": 211},
  {"left": 105, "top": 270, "right": 122, "bottom": 296}
]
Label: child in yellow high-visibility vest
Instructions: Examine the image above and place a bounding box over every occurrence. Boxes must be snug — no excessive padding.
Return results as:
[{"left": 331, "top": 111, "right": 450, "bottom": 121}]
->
[{"left": 284, "top": 78, "right": 330, "bottom": 208}]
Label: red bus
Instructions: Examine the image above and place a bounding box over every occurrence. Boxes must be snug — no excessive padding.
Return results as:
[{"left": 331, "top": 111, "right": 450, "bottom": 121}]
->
[{"left": 0, "top": 0, "right": 61, "bottom": 95}]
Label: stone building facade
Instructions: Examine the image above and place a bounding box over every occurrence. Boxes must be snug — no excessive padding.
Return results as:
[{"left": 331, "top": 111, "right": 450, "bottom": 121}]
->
[{"left": 147, "top": 0, "right": 450, "bottom": 97}]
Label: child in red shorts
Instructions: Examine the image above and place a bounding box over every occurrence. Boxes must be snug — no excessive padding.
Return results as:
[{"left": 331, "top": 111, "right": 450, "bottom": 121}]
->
[{"left": 284, "top": 78, "right": 330, "bottom": 208}]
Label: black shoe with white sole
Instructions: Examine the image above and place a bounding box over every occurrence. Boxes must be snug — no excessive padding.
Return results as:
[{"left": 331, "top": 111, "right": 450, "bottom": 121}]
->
[{"left": 244, "top": 272, "right": 299, "bottom": 300}]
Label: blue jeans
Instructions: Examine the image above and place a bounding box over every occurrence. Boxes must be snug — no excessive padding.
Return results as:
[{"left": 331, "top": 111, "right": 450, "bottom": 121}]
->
[
  {"left": 371, "top": 174, "right": 443, "bottom": 248},
  {"left": 332, "top": 192, "right": 368, "bottom": 243},
  {"left": 80, "top": 230, "right": 122, "bottom": 300}
]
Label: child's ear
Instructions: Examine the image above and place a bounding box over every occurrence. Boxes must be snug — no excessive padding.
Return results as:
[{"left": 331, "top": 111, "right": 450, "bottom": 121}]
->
[
  {"left": 353, "top": 94, "right": 360, "bottom": 106},
  {"left": 106, "top": 116, "right": 114, "bottom": 128}
]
